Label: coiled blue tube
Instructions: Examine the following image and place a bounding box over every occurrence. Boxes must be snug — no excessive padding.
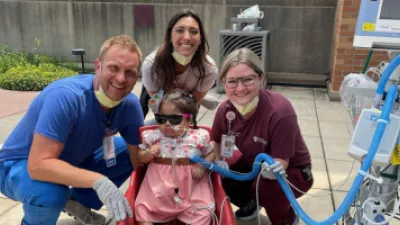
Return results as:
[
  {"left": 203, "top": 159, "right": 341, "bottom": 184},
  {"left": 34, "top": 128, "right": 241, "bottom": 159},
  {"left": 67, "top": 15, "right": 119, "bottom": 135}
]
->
[{"left": 191, "top": 84, "right": 398, "bottom": 225}]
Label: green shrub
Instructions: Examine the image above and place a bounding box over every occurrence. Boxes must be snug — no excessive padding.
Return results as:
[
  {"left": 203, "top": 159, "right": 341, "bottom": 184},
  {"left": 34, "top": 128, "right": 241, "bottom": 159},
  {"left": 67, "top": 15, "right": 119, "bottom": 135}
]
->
[
  {"left": 0, "top": 45, "right": 79, "bottom": 74},
  {"left": 0, "top": 63, "right": 78, "bottom": 91},
  {"left": 0, "top": 45, "right": 29, "bottom": 74}
]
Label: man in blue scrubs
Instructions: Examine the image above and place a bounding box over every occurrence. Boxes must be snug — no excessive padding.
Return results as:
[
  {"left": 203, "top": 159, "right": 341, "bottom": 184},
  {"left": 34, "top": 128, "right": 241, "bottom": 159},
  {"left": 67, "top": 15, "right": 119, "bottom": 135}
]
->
[{"left": 0, "top": 35, "right": 144, "bottom": 225}]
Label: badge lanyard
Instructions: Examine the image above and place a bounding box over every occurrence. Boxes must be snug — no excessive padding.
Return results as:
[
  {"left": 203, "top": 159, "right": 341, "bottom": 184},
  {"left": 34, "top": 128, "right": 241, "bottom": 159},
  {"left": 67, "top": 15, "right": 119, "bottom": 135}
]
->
[
  {"left": 221, "top": 111, "right": 236, "bottom": 159},
  {"left": 103, "top": 119, "right": 116, "bottom": 168}
]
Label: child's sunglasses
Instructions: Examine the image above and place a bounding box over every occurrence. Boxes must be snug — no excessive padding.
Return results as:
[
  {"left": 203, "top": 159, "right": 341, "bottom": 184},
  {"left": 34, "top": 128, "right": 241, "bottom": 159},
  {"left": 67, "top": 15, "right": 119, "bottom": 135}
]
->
[{"left": 154, "top": 113, "right": 191, "bottom": 126}]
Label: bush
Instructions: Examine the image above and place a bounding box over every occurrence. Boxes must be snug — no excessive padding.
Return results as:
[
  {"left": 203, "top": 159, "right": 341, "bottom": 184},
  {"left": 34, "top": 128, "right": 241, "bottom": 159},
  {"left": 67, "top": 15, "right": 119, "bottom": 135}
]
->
[
  {"left": 0, "top": 63, "right": 78, "bottom": 91},
  {"left": 0, "top": 44, "right": 79, "bottom": 74},
  {"left": 0, "top": 45, "right": 29, "bottom": 74}
]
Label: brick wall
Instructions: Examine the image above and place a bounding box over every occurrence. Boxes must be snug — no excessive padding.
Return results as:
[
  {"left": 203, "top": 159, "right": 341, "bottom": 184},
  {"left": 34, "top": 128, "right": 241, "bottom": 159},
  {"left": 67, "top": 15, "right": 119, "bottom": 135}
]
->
[{"left": 330, "top": 0, "right": 389, "bottom": 92}]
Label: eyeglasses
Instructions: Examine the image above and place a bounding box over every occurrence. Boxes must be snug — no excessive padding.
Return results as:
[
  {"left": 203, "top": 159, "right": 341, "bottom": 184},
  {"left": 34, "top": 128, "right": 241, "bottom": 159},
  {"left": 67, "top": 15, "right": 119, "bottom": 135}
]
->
[
  {"left": 154, "top": 113, "right": 191, "bottom": 126},
  {"left": 224, "top": 74, "right": 257, "bottom": 89}
]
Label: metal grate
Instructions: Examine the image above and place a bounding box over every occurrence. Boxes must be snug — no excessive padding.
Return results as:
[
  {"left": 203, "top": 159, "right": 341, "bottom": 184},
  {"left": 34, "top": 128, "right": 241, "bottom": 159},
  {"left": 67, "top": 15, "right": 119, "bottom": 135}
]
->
[{"left": 216, "top": 30, "right": 270, "bottom": 93}]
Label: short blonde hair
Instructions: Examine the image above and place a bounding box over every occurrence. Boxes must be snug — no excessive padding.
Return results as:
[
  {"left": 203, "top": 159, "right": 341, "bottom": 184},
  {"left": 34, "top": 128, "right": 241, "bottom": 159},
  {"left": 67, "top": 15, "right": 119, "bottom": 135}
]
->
[
  {"left": 99, "top": 35, "right": 143, "bottom": 69},
  {"left": 219, "top": 48, "right": 264, "bottom": 83}
]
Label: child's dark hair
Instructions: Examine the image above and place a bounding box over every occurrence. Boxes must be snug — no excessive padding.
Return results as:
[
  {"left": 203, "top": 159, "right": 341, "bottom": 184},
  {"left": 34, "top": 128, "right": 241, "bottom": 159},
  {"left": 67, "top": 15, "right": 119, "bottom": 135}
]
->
[{"left": 159, "top": 89, "right": 199, "bottom": 129}]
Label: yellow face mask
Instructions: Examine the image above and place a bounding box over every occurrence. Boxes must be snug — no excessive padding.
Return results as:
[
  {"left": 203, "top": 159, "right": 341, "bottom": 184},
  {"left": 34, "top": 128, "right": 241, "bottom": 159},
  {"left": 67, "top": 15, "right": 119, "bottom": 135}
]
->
[
  {"left": 94, "top": 62, "right": 124, "bottom": 108},
  {"left": 232, "top": 96, "right": 259, "bottom": 115},
  {"left": 172, "top": 50, "right": 194, "bottom": 66},
  {"left": 94, "top": 86, "right": 123, "bottom": 108}
]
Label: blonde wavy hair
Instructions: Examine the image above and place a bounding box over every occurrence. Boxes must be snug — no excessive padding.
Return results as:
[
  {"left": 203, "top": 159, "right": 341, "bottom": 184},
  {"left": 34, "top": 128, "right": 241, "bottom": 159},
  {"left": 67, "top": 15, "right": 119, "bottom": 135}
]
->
[{"left": 99, "top": 35, "right": 143, "bottom": 69}]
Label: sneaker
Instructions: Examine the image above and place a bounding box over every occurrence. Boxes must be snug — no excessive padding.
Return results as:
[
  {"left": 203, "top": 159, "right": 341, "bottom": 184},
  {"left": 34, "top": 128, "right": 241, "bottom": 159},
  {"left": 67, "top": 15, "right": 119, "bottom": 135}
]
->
[
  {"left": 235, "top": 198, "right": 259, "bottom": 220},
  {"left": 292, "top": 215, "right": 299, "bottom": 225},
  {"left": 284, "top": 214, "right": 300, "bottom": 225},
  {"left": 63, "top": 199, "right": 106, "bottom": 225}
]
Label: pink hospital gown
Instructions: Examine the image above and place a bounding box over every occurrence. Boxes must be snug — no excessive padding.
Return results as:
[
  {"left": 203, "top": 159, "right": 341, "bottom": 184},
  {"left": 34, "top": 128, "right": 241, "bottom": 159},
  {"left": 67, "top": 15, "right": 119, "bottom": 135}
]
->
[{"left": 134, "top": 128, "right": 215, "bottom": 224}]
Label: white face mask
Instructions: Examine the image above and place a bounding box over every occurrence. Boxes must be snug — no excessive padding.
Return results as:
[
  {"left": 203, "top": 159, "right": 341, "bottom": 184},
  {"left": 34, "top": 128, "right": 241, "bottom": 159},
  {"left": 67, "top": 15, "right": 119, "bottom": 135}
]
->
[
  {"left": 231, "top": 96, "right": 259, "bottom": 115},
  {"left": 172, "top": 50, "right": 194, "bottom": 66},
  {"left": 93, "top": 62, "right": 124, "bottom": 108}
]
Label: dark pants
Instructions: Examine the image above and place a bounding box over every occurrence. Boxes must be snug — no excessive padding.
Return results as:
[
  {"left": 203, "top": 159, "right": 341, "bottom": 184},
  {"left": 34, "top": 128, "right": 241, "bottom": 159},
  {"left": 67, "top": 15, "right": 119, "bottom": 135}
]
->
[
  {"left": 139, "top": 85, "right": 150, "bottom": 118},
  {"left": 222, "top": 155, "right": 313, "bottom": 225}
]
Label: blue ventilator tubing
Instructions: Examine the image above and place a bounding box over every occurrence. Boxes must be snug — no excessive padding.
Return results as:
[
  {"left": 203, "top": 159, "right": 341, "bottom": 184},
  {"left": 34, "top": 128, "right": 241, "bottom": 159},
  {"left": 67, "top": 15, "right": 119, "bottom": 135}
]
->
[{"left": 191, "top": 84, "right": 399, "bottom": 225}]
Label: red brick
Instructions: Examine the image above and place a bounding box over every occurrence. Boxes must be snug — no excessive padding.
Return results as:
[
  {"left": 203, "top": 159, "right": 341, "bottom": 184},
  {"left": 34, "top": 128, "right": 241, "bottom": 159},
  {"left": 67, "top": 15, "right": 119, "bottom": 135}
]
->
[
  {"left": 331, "top": 0, "right": 365, "bottom": 90},
  {"left": 342, "top": 18, "right": 357, "bottom": 25},
  {"left": 332, "top": 71, "right": 343, "bottom": 78},
  {"left": 353, "top": 65, "right": 363, "bottom": 71},
  {"left": 332, "top": 82, "right": 342, "bottom": 91},
  {"left": 347, "top": 25, "right": 356, "bottom": 30},
  {"left": 331, "top": 74, "right": 342, "bottom": 81},
  {"left": 338, "top": 42, "right": 354, "bottom": 48},
  {"left": 341, "top": 30, "right": 355, "bottom": 36},
  {"left": 341, "top": 70, "right": 354, "bottom": 76},
  {"left": 333, "top": 74, "right": 346, "bottom": 82},
  {"left": 339, "top": 54, "right": 356, "bottom": 60},
  {"left": 354, "top": 49, "right": 369, "bottom": 55},
  {"left": 355, "top": 60, "right": 365, "bottom": 65},
  {"left": 344, "top": 0, "right": 354, "bottom": 5},
  {"left": 340, "top": 24, "right": 349, "bottom": 30},
  {"left": 336, "top": 64, "right": 354, "bottom": 70},
  {"left": 343, "top": 6, "right": 360, "bottom": 12},
  {"left": 344, "top": 59, "right": 356, "bottom": 64},
  {"left": 345, "top": 48, "right": 355, "bottom": 54},
  {"left": 354, "top": 55, "right": 368, "bottom": 60},
  {"left": 335, "top": 59, "right": 344, "bottom": 65},
  {"left": 339, "top": 36, "right": 352, "bottom": 43}
]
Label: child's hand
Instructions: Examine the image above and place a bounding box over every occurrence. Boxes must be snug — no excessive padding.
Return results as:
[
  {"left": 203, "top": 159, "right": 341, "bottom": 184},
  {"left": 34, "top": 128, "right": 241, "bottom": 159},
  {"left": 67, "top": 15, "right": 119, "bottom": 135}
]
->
[
  {"left": 150, "top": 145, "right": 161, "bottom": 157},
  {"left": 191, "top": 164, "right": 206, "bottom": 180}
]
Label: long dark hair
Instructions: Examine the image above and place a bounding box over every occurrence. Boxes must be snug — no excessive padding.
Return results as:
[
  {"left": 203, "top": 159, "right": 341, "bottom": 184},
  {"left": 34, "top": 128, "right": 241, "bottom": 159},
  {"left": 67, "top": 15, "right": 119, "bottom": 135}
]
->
[
  {"left": 159, "top": 89, "right": 199, "bottom": 129},
  {"left": 151, "top": 8, "right": 210, "bottom": 92}
]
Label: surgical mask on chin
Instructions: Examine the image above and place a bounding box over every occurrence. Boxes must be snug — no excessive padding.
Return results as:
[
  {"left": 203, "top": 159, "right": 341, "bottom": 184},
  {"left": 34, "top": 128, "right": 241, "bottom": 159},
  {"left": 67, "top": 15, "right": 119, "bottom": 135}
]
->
[
  {"left": 94, "top": 62, "right": 124, "bottom": 108},
  {"left": 172, "top": 50, "right": 194, "bottom": 66},
  {"left": 231, "top": 96, "right": 259, "bottom": 115},
  {"left": 94, "top": 85, "right": 123, "bottom": 108}
]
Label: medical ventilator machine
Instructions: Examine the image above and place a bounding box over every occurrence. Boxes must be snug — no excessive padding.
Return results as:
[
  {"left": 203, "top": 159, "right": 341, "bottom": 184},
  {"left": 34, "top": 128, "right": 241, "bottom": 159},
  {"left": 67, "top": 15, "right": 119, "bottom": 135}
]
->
[{"left": 190, "top": 0, "right": 400, "bottom": 224}]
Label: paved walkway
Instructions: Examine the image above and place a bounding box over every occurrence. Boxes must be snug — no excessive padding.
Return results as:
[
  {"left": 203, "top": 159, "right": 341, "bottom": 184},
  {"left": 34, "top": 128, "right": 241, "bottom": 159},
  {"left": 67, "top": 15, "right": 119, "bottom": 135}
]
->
[
  {"left": 0, "top": 89, "right": 39, "bottom": 119},
  {"left": 0, "top": 81, "right": 398, "bottom": 225}
]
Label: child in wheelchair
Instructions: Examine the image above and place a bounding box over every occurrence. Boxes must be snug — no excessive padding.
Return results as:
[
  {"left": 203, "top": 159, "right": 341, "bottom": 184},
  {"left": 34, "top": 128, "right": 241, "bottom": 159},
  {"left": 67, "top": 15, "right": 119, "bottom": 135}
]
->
[{"left": 135, "top": 89, "right": 217, "bottom": 225}]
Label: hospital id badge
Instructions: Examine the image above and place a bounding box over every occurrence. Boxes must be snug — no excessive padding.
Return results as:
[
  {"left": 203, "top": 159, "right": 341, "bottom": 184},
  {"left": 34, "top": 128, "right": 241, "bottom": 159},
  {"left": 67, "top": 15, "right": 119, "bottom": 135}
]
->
[
  {"left": 221, "top": 134, "right": 235, "bottom": 158},
  {"left": 103, "top": 136, "right": 116, "bottom": 167}
]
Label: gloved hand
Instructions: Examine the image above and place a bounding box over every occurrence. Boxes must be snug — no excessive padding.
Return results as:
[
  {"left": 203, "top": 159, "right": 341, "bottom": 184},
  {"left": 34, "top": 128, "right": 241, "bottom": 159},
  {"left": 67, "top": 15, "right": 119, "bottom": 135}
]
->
[
  {"left": 261, "top": 161, "right": 286, "bottom": 180},
  {"left": 93, "top": 176, "right": 133, "bottom": 221},
  {"left": 215, "top": 160, "right": 230, "bottom": 171}
]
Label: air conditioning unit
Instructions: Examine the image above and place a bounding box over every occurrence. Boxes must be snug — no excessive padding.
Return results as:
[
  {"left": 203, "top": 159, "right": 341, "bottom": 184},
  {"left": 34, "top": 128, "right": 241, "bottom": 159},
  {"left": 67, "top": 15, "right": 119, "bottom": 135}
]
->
[{"left": 216, "top": 29, "right": 270, "bottom": 93}]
